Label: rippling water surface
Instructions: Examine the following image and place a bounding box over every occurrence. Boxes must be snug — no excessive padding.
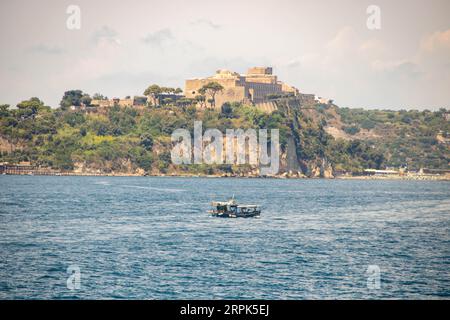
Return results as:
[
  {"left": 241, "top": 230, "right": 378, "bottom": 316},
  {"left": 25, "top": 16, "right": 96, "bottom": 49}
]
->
[{"left": 0, "top": 176, "right": 449, "bottom": 299}]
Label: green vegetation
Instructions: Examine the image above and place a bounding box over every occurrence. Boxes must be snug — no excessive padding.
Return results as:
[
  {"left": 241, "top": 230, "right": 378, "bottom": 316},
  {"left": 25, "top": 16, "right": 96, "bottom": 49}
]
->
[
  {"left": 198, "top": 82, "right": 224, "bottom": 108},
  {"left": 60, "top": 90, "right": 92, "bottom": 110},
  {"left": 336, "top": 107, "right": 449, "bottom": 169},
  {"left": 0, "top": 94, "right": 448, "bottom": 175},
  {"left": 142, "top": 84, "right": 184, "bottom": 107},
  {"left": 342, "top": 125, "right": 360, "bottom": 135}
]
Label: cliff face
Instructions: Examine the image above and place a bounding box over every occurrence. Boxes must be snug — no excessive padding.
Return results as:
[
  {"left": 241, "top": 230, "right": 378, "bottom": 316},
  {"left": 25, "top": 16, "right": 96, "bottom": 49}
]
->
[
  {"left": 284, "top": 136, "right": 300, "bottom": 173},
  {"left": 310, "top": 158, "right": 334, "bottom": 178},
  {"left": 0, "top": 136, "right": 25, "bottom": 153},
  {"left": 273, "top": 99, "right": 336, "bottom": 178}
]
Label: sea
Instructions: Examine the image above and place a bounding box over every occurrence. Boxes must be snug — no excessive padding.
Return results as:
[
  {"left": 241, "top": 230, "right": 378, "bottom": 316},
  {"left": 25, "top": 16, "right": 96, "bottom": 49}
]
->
[{"left": 0, "top": 176, "right": 449, "bottom": 299}]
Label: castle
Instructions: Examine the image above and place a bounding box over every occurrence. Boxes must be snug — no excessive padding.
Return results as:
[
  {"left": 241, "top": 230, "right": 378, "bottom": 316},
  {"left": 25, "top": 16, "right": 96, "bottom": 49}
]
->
[
  {"left": 72, "top": 66, "right": 321, "bottom": 113},
  {"left": 185, "top": 67, "right": 302, "bottom": 109}
]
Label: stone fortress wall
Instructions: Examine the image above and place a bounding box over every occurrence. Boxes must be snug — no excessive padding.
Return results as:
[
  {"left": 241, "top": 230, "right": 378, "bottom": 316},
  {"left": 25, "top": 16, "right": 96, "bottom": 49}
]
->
[
  {"left": 78, "top": 67, "right": 321, "bottom": 115},
  {"left": 184, "top": 67, "right": 305, "bottom": 112}
]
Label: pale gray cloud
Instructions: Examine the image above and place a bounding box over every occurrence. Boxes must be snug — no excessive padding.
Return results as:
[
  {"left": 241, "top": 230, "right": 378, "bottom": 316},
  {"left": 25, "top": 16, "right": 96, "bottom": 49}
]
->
[
  {"left": 27, "top": 44, "right": 65, "bottom": 55},
  {"left": 85, "top": 71, "right": 173, "bottom": 98},
  {"left": 91, "top": 26, "right": 121, "bottom": 45},
  {"left": 190, "top": 19, "right": 221, "bottom": 30},
  {"left": 142, "top": 28, "right": 174, "bottom": 47}
]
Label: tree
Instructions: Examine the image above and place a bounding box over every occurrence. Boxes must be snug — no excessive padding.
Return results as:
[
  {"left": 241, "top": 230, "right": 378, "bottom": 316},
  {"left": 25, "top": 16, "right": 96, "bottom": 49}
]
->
[
  {"left": 343, "top": 125, "right": 360, "bottom": 135},
  {"left": 162, "top": 97, "right": 174, "bottom": 105},
  {"left": 0, "top": 104, "right": 11, "bottom": 117},
  {"left": 401, "top": 115, "right": 412, "bottom": 124},
  {"left": 64, "top": 111, "right": 85, "bottom": 127},
  {"left": 92, "top": 93, "right": 106, "bottom": 100},
  {"left": 176, "top": 98, "right": 194, "bottom": 108},
  {"left": 174, "top": 88, "right": 183, "bottom": 94},
  {"left": 60, "top": 90, "right": 88, "bottom": 110},
  {"left": 361, "top": 119, "right": 376, "bottom": 130},
  {"left": 220, "top": 102, "right": 233, "bottom": 118},
  {"left": 198, "top": 82, "right": 224, "bottom": 108},
  {"left": 144, "top": 84, "right": 162, "bottom": 96},
  {"left": 144, "top": 84, "right": 162, "bottom": 106},
  {"left": 194, "top": 95, "right": 206, "bottom": 108},
  {"left": 17, "top": 97, "right": 49, "bottom": 120},
  {"left": 133, "top": 96, "right": 147, "bottom": 106},
  {"left": 80, "top": 94, "right": 92, "bottom": 106},
  {"left": 140, "top": 133, "right": 153, "bottom": 151},
  {"left": 160, "top": 87, "right": 174, "bottom": 94}
]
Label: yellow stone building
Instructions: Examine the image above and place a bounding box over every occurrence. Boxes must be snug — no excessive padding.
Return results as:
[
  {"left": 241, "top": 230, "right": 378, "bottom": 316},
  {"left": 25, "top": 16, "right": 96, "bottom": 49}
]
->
[{"left": 185, "top": 67, "right": 299, "bottom": 109}]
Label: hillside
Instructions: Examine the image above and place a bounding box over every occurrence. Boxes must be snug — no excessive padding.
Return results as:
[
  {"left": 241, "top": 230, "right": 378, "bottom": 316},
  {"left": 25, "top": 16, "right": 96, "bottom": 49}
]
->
[
  {"left": 0, "top": 97, "right": 448, "bottom": 176},
  {"left": 324, "top": 106, "right": 450, "bottom": 170}
]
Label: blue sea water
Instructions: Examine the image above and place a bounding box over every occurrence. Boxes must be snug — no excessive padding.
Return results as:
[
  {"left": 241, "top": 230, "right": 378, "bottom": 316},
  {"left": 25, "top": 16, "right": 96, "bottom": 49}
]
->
[{"left": 0, "top": 176, "right": 449, "bottom": 299}]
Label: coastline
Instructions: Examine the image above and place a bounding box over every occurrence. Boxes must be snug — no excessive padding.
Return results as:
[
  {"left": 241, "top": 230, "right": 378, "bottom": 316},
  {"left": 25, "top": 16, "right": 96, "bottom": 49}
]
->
[
  {"left": 335, "top": 174, "right": 450, "bottom": 181},
  {"left": 2, "top": 171, "right": 449, "bottom": 181}
]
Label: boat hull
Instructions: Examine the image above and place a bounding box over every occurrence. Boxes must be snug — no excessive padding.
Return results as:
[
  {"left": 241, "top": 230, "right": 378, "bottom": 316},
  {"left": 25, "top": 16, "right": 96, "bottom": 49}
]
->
[{"left": 210, "top": 210, "right": 261, "bottom": 218}]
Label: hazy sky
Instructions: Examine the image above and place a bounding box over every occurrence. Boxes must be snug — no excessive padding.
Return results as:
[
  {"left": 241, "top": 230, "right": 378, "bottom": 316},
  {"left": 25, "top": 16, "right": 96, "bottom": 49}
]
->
[{"left": 1, "top": 0, "right": 449, "bottom": 109}]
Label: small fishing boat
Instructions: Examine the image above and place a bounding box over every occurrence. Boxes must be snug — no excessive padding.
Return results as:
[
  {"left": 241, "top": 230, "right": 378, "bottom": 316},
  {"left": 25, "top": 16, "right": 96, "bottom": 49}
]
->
[{"left": 209, "top": 196, "right": 261, "bottom": 218}]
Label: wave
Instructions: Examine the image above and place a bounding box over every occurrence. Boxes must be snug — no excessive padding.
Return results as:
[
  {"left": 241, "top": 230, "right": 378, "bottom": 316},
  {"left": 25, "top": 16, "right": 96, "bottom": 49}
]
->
[{"left": 121, "top": 185, "right": 184, "bottom": 192}]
